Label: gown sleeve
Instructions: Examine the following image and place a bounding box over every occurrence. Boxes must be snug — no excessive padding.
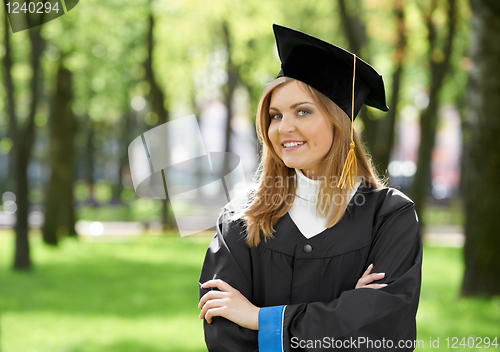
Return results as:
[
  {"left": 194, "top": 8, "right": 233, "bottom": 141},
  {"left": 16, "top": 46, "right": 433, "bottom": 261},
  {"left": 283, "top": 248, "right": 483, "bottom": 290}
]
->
[
  {"left": 282, "top": 198, "right": 422, "bottom": 352},
  {"left": 198, "top": 208, "right": 259, "bottom": 352}
]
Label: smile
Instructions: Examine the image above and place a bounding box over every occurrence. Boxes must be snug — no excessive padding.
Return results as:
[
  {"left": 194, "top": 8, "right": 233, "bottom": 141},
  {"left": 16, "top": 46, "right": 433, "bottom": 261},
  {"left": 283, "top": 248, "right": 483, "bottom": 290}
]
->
[{"left": 282, "top": 141, "right": 306, "bottom": 150}]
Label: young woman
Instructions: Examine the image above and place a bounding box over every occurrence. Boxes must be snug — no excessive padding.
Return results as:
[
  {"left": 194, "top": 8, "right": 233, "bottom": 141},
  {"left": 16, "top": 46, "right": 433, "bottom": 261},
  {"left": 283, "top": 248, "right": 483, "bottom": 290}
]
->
[{"left": 198, "top": 24, "right": 422, "bottom": 352}]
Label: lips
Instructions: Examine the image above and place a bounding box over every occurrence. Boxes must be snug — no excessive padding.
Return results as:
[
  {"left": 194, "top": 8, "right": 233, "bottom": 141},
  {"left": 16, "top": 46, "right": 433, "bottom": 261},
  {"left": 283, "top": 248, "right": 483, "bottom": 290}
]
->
[{"left": 282, "top": 141, "right": 306, "bottom": 150}]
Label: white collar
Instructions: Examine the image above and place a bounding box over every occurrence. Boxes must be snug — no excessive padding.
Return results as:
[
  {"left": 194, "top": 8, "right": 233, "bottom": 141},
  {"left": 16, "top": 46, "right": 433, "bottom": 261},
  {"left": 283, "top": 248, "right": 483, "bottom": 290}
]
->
[
  {"left": 293, "top": 168, "right": 362, "bottom": 204},
  {"left": 294, "top": 168, "right": 321, "bottom": 203},
  {"left": 290, "top": 168, "right": 362, "bottom": 239}
]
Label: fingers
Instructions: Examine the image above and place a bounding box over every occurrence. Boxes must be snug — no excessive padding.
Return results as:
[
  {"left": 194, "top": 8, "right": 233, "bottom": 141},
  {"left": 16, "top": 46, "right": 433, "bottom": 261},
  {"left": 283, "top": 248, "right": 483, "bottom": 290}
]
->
[
  {"left": 357, "top": 272, "right": 385, "bottom": 286},
  {"left": 363, "top": 283, "right": 388, "bottom": 289},
  {"left": 199, "top": 297, "right": 226, "bottom": 321},
  {"left": 362, "top": 263, "right": 374, "bottom": 277},
  {"left": 368, "top": 272, "right": 385, "bottom": 283},
  {"left": 198, "top": 290, "right": 226, "bottom": 309},
  {"left": 204, "top": 306, "right": 226, "bottom": 324},
  {"left": 198, "top": 280, "right": 236, "bottom": 323},
  {"left": 201, "top": 279, "right": 233, "bottom": 292},
  {"left": 355, "top": 264, "right": 388, "bottom": 289}
]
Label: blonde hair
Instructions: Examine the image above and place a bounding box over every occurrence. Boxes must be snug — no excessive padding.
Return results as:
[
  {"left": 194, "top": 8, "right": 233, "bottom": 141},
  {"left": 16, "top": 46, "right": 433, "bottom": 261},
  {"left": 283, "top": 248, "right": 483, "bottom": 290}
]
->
[{"left": 234, "top": 77, "right": 386, "bottom": 247}]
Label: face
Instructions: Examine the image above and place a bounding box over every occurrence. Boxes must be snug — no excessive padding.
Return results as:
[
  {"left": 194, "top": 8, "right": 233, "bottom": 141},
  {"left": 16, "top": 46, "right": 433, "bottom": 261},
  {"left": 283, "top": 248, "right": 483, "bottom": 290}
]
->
[{"left": 267, "top": 80, "right": 334, "bottom": 179}]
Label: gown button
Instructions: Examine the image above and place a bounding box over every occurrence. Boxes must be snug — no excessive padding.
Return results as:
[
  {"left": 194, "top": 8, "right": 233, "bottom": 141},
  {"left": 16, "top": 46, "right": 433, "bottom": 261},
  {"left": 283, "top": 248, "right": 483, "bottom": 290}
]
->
[{"left": 303, "top": 244, "right": 313, "bottom": 253}]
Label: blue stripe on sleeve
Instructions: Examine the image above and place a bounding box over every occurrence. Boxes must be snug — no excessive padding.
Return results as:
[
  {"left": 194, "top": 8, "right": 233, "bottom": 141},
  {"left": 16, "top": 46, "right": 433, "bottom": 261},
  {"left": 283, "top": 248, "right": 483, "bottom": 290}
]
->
[{"left": 258, "top": 305, "right": 286, "bottom": 352}]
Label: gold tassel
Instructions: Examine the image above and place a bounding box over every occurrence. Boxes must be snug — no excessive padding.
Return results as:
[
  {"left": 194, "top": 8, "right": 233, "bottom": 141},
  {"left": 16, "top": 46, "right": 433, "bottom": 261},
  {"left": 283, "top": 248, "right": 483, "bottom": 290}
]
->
[{"left": 337, "top": 54, "right": 358, "bottom": 190}]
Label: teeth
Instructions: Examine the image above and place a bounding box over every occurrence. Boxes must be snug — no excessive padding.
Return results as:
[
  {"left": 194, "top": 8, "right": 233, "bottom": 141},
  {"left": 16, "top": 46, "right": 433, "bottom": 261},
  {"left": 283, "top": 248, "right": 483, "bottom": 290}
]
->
[{"left": 283, "top": 141, "right": 305, "bottom": 148}]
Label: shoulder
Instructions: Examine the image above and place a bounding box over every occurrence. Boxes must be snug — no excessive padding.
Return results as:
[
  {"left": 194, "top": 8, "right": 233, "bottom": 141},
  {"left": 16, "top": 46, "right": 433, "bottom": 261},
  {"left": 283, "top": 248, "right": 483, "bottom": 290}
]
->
[
  {"left": 357, "top": 185, "right": 417, "bottom": 222},
  {"left": 222, "top": 186, "right": 255, "bottom": 216},
  {"left": 358, "top": 186, "right": 420, "bottom": 239},
  {"left": 213, "top": 187, "right": 255, "bottom": 247},
  {"left": 374, "top": 186, "right": 414, "bottom": 211},
  {"left": 359, "top": 185, "right": 413, "bottom": 208}
]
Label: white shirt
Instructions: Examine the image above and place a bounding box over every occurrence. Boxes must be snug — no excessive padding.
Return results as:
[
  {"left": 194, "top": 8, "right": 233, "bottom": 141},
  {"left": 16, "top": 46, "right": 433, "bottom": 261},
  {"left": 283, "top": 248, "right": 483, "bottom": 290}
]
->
[{"left": 288, "top": 168, "right": 362, "bottom": 239}]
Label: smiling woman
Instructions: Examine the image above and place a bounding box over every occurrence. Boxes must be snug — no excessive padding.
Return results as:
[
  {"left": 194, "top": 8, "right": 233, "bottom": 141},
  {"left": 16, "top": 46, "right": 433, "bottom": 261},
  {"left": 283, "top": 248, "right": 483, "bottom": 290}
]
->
[
  {"left": 198, "top": 24, "right": 422, "bottom": 352},
  {"left": 268, "top": 80, "right": 334, "bottom": 179}
]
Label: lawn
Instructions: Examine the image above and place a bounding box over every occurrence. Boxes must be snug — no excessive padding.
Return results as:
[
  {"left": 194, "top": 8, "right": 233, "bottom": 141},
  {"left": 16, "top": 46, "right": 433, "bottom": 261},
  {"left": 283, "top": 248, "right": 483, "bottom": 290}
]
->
[
  {"left": 0, "top": 231, "right": 499, "bottom": 351},
  {"left": 0, "top": 232, "right": 209, "bottom": 352}
]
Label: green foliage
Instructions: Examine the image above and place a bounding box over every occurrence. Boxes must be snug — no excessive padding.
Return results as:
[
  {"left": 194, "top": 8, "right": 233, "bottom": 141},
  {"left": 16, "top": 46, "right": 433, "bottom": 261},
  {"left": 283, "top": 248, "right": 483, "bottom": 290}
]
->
[
  {"left": 0, "top": 137, "right": 13, "bottom": 154},
  {"left": 74, "top": 180, "right": 90, "bottom": 202},
  {"left": 93, "top": 180, "right": 113, "bottom": 204},
  {"left": 0, "top": 0, "right": 472, "bottom": 158}
]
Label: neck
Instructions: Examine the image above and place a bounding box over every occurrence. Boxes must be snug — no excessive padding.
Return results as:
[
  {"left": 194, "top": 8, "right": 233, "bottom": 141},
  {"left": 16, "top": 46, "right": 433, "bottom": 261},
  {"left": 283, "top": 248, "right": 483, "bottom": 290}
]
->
[
  {"left": 294, "top": 169, "right": 321, "bottom": 202},
  {"left": 299, "top": 169, "right": 322, "bottom": 180}
]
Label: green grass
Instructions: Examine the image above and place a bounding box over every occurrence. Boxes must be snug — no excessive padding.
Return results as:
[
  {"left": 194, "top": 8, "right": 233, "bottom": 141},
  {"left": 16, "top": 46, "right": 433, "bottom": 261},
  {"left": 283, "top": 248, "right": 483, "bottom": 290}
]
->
[
  {"left": 417, "top": 246, "right": 500, "bottom": 350},
  {"left": 422, "top": 199, "right": 465, "bottom": 227},
  {"left": 0, "top": 231, "right": 210, "bottom": 352},
  {"left": 1, "top": 232, "right": 499, "bottom": 351}
]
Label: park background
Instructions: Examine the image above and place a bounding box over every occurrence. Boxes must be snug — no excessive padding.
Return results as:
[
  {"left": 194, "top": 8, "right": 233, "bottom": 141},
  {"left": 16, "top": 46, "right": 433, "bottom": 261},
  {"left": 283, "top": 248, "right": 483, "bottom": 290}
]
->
[{"left": 0, "top": 0, "right": 499, "bottom": 351}]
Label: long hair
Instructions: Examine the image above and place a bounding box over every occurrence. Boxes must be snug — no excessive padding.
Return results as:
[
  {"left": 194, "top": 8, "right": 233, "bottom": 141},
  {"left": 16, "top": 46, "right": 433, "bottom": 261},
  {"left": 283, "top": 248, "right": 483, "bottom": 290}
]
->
[{"left": 233, "top": 77, "right": 387, "bottom": 247}]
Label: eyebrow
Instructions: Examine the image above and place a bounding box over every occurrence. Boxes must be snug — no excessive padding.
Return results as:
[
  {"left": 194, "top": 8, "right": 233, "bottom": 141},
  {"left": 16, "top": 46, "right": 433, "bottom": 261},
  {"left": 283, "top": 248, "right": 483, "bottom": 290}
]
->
[{"left": 269, "top": 102, "right": 314, "bottom": 111}]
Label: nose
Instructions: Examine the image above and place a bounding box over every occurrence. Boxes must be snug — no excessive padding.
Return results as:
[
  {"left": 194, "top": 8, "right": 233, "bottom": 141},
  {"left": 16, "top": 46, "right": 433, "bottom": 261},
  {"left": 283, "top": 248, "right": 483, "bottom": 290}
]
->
[{"left": 278, "top": 114, "right": 296, "bottom": 134}]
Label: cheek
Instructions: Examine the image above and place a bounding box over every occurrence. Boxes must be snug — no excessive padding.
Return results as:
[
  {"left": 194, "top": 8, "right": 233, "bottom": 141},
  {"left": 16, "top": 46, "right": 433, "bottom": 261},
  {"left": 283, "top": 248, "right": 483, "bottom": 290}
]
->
[
  {"left": 268, "top": 125, "right": 280, "bottom": 147},
  {"left": 310, "top": 127, "right": 333, "bottom": 150}
]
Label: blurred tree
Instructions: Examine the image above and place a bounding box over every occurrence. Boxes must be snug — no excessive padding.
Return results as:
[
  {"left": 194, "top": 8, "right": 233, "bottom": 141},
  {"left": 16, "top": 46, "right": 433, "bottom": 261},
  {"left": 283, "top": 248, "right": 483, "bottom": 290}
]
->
[
  {"left": 42, "top": 57, "right": 78, "bottom": 245},
  {"left": 12, "top": 23, "right": 46, "bottom": 269},
  {"left": 410, "top": 0, "right": 457, "bottom": 227},
  {"left": 3, "top": 11, "right": 17, "bottom": 195},
  {"left": 221, "top": 20, "right": 240, "bottom": 180},
  {"left": 144, "top": 0, "right": 177, "bottom": 232},
  {"left": 337, "top": 0, "right": 377, "bottom": 154},
  {"left": 336, "top": 0, "right": 406, "bottom": 178},
  {"left": 113, "top": 97, "right": 134, "bottom": 203},
  {"left": 374, "top": 0, "right": 407, "bottom": 178},
  {"left": 84, "top": 116, "right": 96, "bottom": 204},
  {"left": 461, "top": 0, "right": 500, "bottom": 296}
]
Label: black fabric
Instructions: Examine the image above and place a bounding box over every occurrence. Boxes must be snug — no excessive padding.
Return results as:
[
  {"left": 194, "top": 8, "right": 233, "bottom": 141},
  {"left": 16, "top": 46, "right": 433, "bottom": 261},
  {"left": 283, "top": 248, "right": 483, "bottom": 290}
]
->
[
  {"left": 273, "top": 24, "right": 389, "bottom": 120},
  {"left": 199, "top": 186, "right": 422, "bottom": 351}
]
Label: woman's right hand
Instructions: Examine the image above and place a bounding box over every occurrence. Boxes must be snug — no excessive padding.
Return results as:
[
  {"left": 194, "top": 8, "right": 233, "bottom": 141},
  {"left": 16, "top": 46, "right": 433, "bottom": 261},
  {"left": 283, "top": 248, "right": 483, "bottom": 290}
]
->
[{"left": 355, "top": 263, "right": 388, "bottom": 289}]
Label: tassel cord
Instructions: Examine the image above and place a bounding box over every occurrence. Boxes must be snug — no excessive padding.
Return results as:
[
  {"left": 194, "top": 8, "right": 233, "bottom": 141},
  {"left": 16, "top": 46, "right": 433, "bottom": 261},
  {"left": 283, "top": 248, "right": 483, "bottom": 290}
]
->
[{"left": 337, "top": 54, "right": 358, "bottom": 190}]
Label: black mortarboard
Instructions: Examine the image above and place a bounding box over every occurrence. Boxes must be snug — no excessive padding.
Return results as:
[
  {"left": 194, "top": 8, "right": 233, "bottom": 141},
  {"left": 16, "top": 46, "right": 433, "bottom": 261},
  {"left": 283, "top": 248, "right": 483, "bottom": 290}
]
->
[{"left": 273, "top": 24, "right": 389, "bottom": 120}]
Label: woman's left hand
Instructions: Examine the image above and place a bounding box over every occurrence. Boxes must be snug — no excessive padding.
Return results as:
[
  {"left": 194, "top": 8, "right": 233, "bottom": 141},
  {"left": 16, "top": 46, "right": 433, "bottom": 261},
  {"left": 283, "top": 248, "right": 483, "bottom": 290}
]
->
[
  {"left": 355, "top": 263, "right": 388, "bottom": 289},
  {"left": 198, "top": 279, "right": 260, "bottom": 330}
]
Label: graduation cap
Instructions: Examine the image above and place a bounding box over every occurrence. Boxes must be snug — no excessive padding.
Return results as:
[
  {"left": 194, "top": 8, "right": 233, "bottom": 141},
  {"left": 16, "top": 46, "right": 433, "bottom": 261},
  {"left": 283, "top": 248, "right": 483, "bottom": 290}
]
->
[
  {"left": 272, "top": 24, "right": 389, "bottom": 189},
  {"left": 273, "top": 24, "right": 389, "bottom": 120}
]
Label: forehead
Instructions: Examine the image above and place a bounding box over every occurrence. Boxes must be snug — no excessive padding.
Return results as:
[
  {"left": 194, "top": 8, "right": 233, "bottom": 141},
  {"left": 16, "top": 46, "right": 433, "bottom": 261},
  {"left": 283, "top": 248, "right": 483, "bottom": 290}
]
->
[{"left": 269, "top": 81, "right": 314, "bottom": 107}]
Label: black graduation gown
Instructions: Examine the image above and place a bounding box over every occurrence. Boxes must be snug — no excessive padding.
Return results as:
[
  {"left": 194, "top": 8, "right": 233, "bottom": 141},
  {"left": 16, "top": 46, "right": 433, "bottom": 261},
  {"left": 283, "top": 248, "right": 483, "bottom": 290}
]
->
[{"left": 199, "top": 186, "right": 422, "bottom": 351}]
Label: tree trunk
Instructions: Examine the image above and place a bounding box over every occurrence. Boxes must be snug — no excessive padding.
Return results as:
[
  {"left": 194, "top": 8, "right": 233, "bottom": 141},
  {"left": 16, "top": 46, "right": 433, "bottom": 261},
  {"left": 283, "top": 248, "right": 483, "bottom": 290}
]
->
[
  {"left": 336, "top": 0, "right": 385, "bottom": 174},
  {"left": 84, "top": 116, "right": 96, "bottom": 205},
  {"left": 375, "top": 0, "right": 407, "bottom": 177},
  {"left": 42, "top": 58, "right": 78, "bottom": 245},
  {"left": 13, "top": 26, "right": 46, "bottom": 269},
  {"left": 410, "top": 0, "right": 457, "bottom": 226},
  {"left": 3, "top": 11, "right": 17, "bottom": 195},
  {"left": 221, "top": 21, "right": 240, "bottom": 182},
  {"left": 113, "top": 109, "right": 132, "bottom": 203},
  {"left": 455, "top": 93, "right": 467, "bottom": 198},
  {"left": 144, "top": 5, "right": 177, "bottom": 232},
  {"left": 461, "top": 0, "right": 500, "bottom": 297}
]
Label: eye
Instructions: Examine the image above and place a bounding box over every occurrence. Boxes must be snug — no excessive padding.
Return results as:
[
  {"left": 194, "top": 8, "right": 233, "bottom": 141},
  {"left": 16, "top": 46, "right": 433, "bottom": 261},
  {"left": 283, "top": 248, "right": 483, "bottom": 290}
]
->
[
  {"left": 270, "top": 113, "right": 282, "bottom": 120},
  {"left": 297, "top": 109, "right": 311, "bottom": 116}
]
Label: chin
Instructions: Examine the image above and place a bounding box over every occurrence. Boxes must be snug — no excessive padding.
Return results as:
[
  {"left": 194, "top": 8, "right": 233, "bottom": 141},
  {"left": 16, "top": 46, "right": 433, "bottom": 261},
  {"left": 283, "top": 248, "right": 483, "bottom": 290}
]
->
[{"left": 281, "top": 158, "right": 301, "bottom": 169}]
